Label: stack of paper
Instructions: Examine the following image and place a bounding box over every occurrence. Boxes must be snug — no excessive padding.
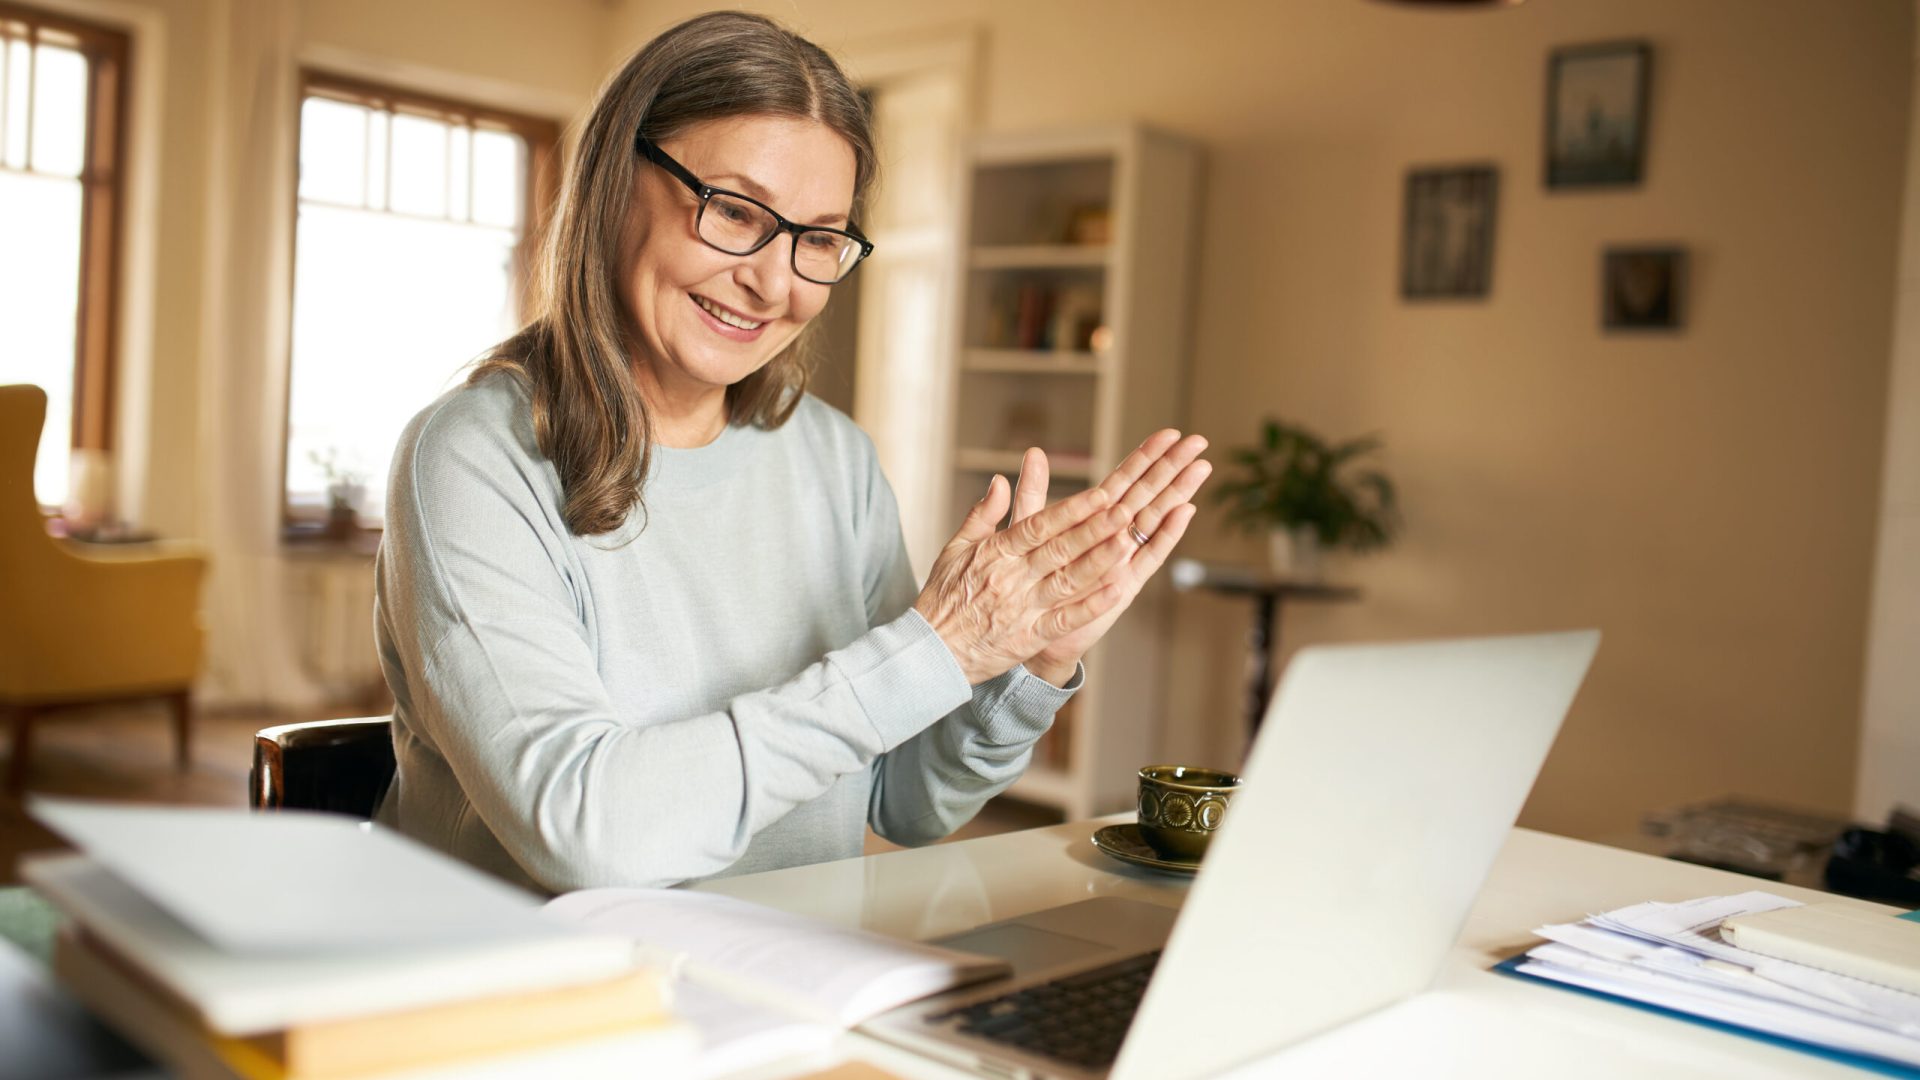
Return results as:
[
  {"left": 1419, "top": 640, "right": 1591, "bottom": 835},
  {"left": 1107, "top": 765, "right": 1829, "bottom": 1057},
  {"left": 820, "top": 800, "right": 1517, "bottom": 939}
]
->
[{"left": 1510, "top": 891, "right": 1920, "bottom": 1070}]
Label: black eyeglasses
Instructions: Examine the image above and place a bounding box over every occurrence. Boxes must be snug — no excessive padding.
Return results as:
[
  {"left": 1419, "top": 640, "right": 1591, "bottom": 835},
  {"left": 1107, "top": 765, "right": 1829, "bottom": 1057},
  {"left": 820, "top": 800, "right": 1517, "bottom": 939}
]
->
[{"left": 635, "top": 135, "right": 874, "bottom": 286}]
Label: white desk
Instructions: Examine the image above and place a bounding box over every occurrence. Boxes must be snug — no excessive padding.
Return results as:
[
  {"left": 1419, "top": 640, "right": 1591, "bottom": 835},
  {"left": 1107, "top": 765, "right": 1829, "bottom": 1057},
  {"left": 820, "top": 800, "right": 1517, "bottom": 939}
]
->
[{"left": 694, "top": 817, "right": 1901, "bottom": 1079}]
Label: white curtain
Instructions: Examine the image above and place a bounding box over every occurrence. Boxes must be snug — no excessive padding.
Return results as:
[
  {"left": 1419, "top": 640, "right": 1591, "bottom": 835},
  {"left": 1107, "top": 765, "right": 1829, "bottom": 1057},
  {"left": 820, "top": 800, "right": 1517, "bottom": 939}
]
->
[{"left": 192, "top": 0, "right": 325, "bottom": 710}]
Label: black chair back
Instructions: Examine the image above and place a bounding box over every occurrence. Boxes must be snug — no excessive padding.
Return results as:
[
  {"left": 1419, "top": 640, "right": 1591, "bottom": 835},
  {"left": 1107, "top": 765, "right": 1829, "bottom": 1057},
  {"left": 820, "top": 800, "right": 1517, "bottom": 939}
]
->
[{"left": 250, "top": 716, "right": 396, "bottom": 818}]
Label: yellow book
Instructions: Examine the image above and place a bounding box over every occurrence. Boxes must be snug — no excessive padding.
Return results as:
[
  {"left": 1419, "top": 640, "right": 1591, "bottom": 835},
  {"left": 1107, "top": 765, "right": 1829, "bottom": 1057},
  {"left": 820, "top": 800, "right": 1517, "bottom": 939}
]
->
[{"left": 55, "top": 929, "right": 684, "bottom": 1080}]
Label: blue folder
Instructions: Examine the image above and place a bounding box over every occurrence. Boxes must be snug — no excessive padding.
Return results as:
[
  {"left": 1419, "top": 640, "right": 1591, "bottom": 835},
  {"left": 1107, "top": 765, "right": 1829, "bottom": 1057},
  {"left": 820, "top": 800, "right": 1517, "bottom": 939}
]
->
[{"left": 1492, "top": 954, "right": 1920, "bottom": 1078}]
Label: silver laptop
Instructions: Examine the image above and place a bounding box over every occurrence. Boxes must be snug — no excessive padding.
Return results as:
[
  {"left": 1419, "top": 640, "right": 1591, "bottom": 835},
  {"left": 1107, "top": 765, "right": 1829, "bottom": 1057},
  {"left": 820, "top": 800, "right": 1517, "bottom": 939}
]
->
[{"left": 862, "top": 630, "right": 1600, "bottom": 1080}]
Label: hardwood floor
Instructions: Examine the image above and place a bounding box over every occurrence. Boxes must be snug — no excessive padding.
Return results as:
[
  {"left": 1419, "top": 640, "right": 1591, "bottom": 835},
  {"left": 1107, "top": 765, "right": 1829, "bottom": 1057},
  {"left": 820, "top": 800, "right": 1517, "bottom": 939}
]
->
[
  {"left": 1, "top": 701, "right": 284, "bottom": 886},
  {"left": 0, "top": 700, "right": 1064, "bottom": 885}
]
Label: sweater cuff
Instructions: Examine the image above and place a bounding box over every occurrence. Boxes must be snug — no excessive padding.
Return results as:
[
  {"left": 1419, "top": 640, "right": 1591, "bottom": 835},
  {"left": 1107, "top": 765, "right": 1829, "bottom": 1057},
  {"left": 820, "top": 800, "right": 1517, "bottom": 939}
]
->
[
  {"left": 835, "top": 609, "right": 973, "bottom": 751},
  {"left": 969, "top": 661, "right": 1084, "bottom": 745}
]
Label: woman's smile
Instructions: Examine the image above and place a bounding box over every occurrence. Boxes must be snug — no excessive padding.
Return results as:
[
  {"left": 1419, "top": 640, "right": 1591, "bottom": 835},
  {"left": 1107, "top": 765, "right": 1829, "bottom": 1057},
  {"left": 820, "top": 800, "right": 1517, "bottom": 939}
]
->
[{"left": 690, "top": 292, "right": 769, "bottom": 339}]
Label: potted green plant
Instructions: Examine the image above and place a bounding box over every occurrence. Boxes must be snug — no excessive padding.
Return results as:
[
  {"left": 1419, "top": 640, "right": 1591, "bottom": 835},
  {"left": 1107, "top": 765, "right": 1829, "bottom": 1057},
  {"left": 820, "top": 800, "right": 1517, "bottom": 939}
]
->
[
  {"left": 1213, "top": 418, "right": 1399, "bottom": 580},
  {"left": 309, "top": 447, "right": 367, "bottom": 541}
]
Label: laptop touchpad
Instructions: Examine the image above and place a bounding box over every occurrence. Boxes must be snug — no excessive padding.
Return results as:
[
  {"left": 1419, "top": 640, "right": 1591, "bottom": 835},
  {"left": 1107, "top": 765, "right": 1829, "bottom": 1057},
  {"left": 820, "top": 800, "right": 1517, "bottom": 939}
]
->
[{"left": 938, "top": 924, "right": 1116, "bottom": 978}]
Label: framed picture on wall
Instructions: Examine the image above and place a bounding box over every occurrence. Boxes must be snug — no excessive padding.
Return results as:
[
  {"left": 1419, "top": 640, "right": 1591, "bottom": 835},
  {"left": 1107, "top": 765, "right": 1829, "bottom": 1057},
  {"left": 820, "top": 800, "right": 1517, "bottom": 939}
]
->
[
  {"left": 1546, "top": 40, "right": 1652, "bottom": 188},
  {"left": 1401, "top": 165, "right": 1499, "bottom": 300},
  {"left": 1602, "top": 247, "right": 1686, "bottom": 331}
]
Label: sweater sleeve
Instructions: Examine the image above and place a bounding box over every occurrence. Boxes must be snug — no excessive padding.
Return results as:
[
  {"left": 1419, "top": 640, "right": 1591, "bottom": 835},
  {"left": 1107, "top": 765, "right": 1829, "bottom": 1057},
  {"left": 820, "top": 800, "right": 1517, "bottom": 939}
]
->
[
  {"left": 858, "top": 451, "right": 1083, "bottom": 846},
  {"left": 379, "top": 393, "right": 972, "bottom": 892}
]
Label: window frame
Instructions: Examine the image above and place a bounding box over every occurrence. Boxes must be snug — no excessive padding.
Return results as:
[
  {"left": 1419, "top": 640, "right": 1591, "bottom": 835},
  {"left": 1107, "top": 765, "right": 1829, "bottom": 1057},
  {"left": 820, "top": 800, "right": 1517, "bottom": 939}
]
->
[
  {"left": 280, "top": 69, "right": 561, "bottom": 541},
  {"left": 0, "top": 1, "right": 130, "bottom": 463}
]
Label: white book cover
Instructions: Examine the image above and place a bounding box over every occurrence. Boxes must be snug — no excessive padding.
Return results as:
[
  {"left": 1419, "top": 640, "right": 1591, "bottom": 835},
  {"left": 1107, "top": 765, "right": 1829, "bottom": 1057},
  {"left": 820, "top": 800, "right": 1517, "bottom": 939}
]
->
[
  {"left": 24, "top": 798, "right": 644, "bottom": 1035},
  {"left": 30, "top": 798, "right": 563, "bottom": 951}
]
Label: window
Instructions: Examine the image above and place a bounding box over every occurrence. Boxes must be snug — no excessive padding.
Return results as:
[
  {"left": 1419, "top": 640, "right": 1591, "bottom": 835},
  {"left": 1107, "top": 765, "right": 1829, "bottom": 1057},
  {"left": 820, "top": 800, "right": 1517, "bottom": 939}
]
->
[
  {"left": 0, "top": 4, "right": 128, "bottom": 509},
  {"left": 284, "top": 72, "right": 556, "bottom": 532}
]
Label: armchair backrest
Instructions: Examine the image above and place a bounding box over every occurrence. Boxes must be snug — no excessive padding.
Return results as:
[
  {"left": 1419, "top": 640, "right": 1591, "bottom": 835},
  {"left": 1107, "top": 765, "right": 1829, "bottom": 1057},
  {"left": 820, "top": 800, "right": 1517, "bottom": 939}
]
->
[{"left": 0, "top": 384, "right": 51, "bottom": 552}]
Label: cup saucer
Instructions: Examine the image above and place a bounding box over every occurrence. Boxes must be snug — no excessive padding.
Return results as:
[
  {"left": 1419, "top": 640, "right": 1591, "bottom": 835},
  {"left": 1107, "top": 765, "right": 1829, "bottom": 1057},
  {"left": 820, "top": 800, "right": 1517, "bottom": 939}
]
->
[{"left": 1091, "top": 822, "right": 1202, "bottom": 876}]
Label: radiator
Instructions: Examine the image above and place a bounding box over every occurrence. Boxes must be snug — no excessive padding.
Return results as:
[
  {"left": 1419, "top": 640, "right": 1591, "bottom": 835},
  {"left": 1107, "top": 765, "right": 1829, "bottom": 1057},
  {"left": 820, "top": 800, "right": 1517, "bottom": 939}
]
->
[{"left": 289, "top": 558, "right": 385, "bottom": 705}]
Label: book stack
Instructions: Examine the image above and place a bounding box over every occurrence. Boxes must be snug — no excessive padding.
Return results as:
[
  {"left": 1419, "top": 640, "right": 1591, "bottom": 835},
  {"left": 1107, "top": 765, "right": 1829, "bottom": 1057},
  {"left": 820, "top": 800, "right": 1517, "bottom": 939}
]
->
[{"left": 26, "top": 799, "right": 694, "bottom": 1080}]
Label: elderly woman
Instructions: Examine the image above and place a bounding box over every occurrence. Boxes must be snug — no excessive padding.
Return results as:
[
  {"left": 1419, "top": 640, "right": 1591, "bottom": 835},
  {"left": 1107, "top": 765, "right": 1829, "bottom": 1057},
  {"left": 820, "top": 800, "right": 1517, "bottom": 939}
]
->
[{"left": 373, "top": 11, "right": 1209, "bottom": 893}]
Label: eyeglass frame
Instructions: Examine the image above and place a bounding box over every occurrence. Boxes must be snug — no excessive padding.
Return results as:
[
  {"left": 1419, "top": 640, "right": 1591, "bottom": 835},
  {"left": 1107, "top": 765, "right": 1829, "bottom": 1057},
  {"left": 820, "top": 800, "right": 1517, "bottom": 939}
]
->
[{"left": 634, "top": 134, "right": 875, "bottom": 285}]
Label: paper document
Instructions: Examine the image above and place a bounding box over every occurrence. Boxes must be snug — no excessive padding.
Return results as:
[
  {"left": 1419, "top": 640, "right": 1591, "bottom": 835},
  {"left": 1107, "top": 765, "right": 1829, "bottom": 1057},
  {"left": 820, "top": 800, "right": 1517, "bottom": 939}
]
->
[
  {"left": 546, "top": 887, "right": 1010, "bottom": 1026},
  {"left": 671, "top": 982, "right": 836, "bottom": 1079},
  {"left": 1513, "top": 891, "right": 1920, "bottom": 1070}
]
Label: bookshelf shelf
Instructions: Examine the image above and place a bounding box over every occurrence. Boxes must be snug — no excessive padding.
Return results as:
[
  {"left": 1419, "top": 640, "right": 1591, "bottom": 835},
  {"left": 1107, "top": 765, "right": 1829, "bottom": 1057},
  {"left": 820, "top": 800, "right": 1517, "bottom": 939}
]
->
[
  {"left": 969, "top": 244, "right": 1111, "bottom": 270},
  {"left": 949, "top": 125, "right": 1202, "bottom": 820},
  {"left": 962, "top": 349, "right": 1104, "bottom": 376},
  {"left": 954, "top": 447, "right": 1095, "bottom": 480}
]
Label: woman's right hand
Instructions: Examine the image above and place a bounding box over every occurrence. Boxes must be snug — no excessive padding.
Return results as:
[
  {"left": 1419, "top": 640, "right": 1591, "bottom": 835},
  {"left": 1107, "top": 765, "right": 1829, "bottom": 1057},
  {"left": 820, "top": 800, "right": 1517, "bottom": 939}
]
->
[
  {"left": 915, "top": 433, "right": 1207, "bottom": 685},
  {"left": 914, "top": 476, "right": 1135, "bottom": 684}
]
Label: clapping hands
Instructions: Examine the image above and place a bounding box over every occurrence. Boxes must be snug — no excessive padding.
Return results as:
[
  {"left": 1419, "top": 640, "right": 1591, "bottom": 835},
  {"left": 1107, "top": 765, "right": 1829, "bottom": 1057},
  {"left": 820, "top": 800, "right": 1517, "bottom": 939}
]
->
[{"left": 913, "top": 431, "right": 1211, "bottom": 685}]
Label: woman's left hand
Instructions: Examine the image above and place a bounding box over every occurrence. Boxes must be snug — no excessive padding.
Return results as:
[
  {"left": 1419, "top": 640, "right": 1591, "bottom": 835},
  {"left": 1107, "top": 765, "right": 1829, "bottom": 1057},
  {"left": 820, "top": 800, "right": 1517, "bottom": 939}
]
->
[{"left": 1011, "top": 433, "right": 1212, "bottom": 685}]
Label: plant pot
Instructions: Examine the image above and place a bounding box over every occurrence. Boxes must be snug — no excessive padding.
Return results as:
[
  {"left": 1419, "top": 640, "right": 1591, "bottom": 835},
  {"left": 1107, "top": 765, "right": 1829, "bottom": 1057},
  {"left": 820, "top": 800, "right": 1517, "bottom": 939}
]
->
[
  {"left": 1267, "top": 526, "right": 1324, "bottom": 582},
  {"left": 324, "top": 502, "right": 360, "bottom": 542}
]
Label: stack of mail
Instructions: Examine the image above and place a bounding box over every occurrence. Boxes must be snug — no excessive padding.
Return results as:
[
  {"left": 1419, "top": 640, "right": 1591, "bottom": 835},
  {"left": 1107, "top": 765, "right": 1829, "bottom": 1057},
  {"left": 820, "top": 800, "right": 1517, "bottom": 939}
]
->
[{"left": 1515, "top": 892, "right": 1920, "bottom": 1068}]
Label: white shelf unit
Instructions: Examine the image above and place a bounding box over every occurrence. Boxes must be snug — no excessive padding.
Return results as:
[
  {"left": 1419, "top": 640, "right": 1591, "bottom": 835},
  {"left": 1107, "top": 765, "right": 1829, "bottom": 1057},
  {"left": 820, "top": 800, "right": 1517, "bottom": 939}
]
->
[{"left": 947, "top": 125, "right": 1203, "bottom": 820}]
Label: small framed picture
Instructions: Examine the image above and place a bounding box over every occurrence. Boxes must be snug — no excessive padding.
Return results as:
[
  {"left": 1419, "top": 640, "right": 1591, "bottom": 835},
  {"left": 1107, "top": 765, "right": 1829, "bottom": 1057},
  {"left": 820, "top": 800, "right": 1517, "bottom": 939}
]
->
[
  {"left": 1546, "top": 41, "right": 1652, "bottom": 188},
  {"left": 1602, "top": 247, "right": 1685, "bottom": 331},
  {"left": 1401, "top": 165, "right": 1499, "bottom": 300}
]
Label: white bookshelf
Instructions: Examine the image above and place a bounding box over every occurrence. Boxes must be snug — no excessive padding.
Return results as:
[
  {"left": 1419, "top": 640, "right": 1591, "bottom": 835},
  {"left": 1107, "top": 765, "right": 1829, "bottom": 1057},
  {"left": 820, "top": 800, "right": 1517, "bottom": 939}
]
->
[{"left": 946, "top": 124, "right": 1203, "bottom": 820}]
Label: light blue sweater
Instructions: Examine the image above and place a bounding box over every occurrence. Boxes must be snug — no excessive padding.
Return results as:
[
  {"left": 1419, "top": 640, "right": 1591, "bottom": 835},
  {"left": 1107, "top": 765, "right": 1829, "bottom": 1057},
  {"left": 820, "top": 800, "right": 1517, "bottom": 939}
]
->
[{"left": 371, "top": 374, "right": 1077, "bottom": 893}]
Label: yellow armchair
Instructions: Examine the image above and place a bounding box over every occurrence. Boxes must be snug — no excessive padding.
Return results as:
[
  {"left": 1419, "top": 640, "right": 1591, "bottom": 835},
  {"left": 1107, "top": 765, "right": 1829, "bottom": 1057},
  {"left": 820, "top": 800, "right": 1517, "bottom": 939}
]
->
[{"left": 1, "top": 384, "right": 207, "bottom": 793}]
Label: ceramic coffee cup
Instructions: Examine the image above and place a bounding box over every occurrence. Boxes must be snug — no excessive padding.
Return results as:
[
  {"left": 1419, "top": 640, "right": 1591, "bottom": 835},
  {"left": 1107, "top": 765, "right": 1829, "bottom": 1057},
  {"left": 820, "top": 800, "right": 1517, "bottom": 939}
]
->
[{"left": 1136, "top": 764, "right": 1242, "bottom": 861}]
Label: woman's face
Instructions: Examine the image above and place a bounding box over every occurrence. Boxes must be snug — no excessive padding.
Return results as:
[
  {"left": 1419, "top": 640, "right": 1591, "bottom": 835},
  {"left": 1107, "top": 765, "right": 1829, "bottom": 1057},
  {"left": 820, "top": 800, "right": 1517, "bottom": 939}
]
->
[{"left": 621, "top": 114, "right": 857, "bottom": 405}]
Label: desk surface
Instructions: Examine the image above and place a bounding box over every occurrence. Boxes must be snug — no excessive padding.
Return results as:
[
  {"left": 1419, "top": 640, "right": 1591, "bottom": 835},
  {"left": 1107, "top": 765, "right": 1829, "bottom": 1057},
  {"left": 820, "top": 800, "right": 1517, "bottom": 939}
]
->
[{"left": 694, "top": 817, "right": 1900, "bottom": 1079}]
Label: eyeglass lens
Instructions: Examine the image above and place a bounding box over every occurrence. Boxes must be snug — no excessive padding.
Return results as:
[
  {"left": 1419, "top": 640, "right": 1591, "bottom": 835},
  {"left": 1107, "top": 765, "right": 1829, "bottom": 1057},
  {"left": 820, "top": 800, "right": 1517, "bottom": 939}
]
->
[{"left": 700, "top": 192, "right": 863, "bottom": 284}]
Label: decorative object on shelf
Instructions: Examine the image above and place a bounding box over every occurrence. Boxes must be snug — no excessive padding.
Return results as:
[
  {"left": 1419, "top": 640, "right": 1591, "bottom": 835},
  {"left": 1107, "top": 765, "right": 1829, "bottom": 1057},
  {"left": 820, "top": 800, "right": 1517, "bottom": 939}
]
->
[
  {"left": 1603, "top": 246, "right": 1686, "bottom": 331},
  {"left": 309, "top": 447, "right": 368, "bottom": 541},
  {"left": 1049, "top": 284, "right": 1104, "bottom": 352},
  {"left": 989, "top": 281, "right": 1105, "bottom": 351},
  {"left": 1401, "top": 165, "right": 1499, "bottom": 299},
  {"left": 1214, "top": 418, "right": 1399, "bottom": 581},
  {"left": 1014, "top": 282, "right": 1053, "bottom": 349},
  {"left": 1545, "top": 40, "right": 1652, "bottom": 188},
  {"left": 1064, "top": 203, "right": 1111, "bottom": 245}
]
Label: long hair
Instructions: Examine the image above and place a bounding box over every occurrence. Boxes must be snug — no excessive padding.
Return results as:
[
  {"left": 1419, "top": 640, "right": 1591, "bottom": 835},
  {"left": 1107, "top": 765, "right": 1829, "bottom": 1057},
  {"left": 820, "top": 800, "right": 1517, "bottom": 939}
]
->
[{"left": 471, "top": 11, "right": 877, "bottom": 536}]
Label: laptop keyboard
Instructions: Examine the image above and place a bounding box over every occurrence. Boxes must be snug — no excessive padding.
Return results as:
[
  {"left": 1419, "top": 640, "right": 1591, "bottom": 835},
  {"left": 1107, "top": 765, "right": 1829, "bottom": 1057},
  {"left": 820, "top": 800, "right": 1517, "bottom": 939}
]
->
[{"left": 925, "top": 950, "right": 1162, "bottom": 1071}]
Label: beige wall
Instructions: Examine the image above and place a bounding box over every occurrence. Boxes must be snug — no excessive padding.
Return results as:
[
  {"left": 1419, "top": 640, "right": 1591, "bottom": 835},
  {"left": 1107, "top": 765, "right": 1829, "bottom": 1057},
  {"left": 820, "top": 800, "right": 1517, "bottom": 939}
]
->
[
  {"left": 1859, "top": 0, "right": 1920, "bottom": 823},
  {"left": 613, "top": 0, "right": 1913, "bottom": 839}
]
